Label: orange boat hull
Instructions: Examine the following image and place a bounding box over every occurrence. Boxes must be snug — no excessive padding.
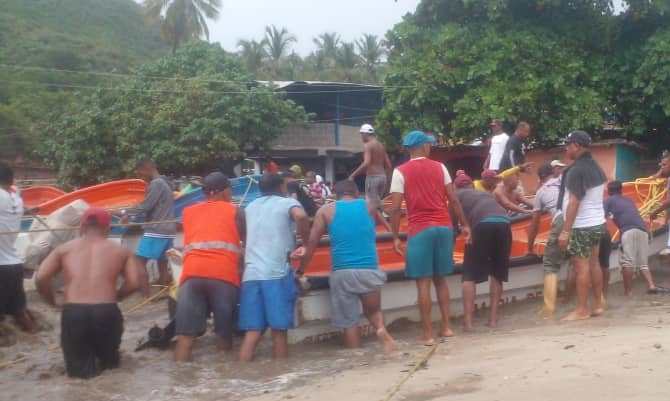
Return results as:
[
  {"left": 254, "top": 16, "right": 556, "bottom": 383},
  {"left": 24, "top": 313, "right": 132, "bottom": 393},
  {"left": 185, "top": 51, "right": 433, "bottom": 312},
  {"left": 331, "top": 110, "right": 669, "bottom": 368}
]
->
[
  {"left": 20, "top": 186, "right": 66, "bottom": 209},
  {"left": 34, "top": 179, "right": 147, "bottom": 215}
]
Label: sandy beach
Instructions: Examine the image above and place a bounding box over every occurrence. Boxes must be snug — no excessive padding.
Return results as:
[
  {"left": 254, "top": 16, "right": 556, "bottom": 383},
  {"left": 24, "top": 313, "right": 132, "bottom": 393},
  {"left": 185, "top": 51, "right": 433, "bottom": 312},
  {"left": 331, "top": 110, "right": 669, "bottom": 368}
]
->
[{"left": 1, "top": 263, "right": 669, "bottom": 401}]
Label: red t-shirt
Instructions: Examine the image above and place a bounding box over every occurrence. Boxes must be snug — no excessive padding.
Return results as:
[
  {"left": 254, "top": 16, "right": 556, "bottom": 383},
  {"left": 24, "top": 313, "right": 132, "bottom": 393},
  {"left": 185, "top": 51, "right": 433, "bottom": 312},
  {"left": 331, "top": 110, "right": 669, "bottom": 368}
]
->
[{"left": 391, "top": 157, "right": 452, "bottom": 236}]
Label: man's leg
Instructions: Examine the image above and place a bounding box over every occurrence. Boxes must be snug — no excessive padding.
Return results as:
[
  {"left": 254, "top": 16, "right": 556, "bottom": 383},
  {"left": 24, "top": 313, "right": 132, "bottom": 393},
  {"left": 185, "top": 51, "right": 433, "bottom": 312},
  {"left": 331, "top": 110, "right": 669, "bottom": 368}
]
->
[
  {"left": 563, "top": 266, "right": 577, "bottom": 304},
  {"left": 415, "top": 278, "right": 435, "bottom": 344},
  {"left": 239, "top": 331, "right": 263, "bottom": 362},
  {"left": 589, "top": 245, "right": 605, "bottom": 315},
  {"left": 462, "top": 281, "right": 476, "bottom": 331},
  {"left": 360, "top": 290, "right": 395, "bottom": 353},
  {"left": 342, "top": 327, "right": 361, "bottom": 349},
  {"left": 433, "top": 276, "right": 454, "bottom": 338},
  {"left": 271, "top": 330, "right": 289, "bottom": 359},
  {"left": 175, "top": 335, "right": 195, "bottom": 362},
  {"left": 562, "top": 256, "right": 591, "bottom": 321},
  {"left": 640, "top": 268, "right": 657, "bottom": 292},
  {"left": 157, "top": 259, "right": 171, "bottom": 287},
  {"left": 135, "top": 256, "right": 151, "bottom": 297},
  {"left": 622, "top": 267, "right": 634, "bottom": 296},
  {"left": 488, "top": 278, "right": 503, "bottom": 328}
]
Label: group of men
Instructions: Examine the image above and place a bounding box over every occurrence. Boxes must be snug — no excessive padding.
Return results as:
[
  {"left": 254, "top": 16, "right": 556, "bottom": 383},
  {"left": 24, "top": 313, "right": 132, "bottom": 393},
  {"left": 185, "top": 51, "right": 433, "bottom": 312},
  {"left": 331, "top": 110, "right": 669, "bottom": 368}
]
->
[{"left": 2, "top": 121, "right": 670, "bottom": 379}]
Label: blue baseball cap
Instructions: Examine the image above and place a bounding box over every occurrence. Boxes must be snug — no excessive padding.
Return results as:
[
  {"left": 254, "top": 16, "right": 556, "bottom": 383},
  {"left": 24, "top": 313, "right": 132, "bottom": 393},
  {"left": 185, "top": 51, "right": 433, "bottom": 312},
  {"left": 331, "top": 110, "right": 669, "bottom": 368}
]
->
[{"left": 402, "top": 130, "right": 436, "bottom": 148}]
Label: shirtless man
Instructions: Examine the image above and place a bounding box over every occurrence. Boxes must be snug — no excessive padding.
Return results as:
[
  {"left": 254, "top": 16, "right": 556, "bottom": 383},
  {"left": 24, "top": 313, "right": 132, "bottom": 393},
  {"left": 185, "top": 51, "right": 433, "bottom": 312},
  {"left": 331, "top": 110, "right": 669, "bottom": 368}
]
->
[
  {"left": 349, "top": 124, "right": 392, "bottom": 209},
  {"left": 35, "top": 208, "right": 141, "bottom": 379},
  {"left": 493, "top": 174, "right": 533, "bottom": 214}
]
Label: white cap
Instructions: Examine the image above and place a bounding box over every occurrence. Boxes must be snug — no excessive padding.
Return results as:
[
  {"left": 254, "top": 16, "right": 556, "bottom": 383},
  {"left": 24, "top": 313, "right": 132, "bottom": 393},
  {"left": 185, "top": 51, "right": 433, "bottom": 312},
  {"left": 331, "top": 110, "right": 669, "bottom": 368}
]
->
[
  {"left": 550, "top": 160, "right": 566, "bottom": 167},
  {"left": 359, "top": 124, "right": 375, "bottom": 134}
]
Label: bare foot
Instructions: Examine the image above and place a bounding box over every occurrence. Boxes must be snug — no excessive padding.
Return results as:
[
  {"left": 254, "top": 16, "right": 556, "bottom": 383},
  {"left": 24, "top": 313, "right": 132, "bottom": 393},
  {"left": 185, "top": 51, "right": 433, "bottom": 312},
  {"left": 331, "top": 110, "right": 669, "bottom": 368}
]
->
[
  {"left": 418, "top": 337, "right": 435, "bottom": 346},
  {"left": 462, "top": 324, "right": 474, "bottom": 333},
  {"left": 376, "top": 328, "right": 397, "bottom": 354},
  {"left": 561, "top": 310, "right": 591, "bottom": 321},
  {"left": 438, "top": 327, "right": 455, "bottom": 338},
  {"left": 486, "top": 320, "right": 498, "bottom": 328},
  {"left": 591, "top": 308, "right": 605, "bottom": 317}
]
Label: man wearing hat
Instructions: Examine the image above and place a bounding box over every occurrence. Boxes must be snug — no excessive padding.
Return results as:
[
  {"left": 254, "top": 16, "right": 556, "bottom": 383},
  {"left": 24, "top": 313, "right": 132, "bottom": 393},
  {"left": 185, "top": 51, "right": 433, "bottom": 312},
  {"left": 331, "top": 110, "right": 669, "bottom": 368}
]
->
[
  {"left": 483, "top": 119, "right": 509, "bottom": 171},
  {"left": 557, "top": 131, "right": 608, "bottom": 321},
  {"left": 550, "top": 159, "right": 566, "bottom": 179},
  {"left": 174, "top": 172, "right": 244, "bottom": 362},
  {"left": 36, "top": 208, "right": 142, "bottom": 378},
  {"left": 349, "top": 124, "right": 393, "bottom": 210},
  {"left": 389, "top": 130, "right": 471, "bottom": 344}
]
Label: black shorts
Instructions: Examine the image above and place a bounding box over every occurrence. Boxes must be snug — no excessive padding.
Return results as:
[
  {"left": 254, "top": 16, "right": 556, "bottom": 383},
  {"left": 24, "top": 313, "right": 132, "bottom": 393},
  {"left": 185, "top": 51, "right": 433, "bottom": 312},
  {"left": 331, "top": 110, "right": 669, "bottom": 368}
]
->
[
  {"left": 61, "top": 303, "right": 123, "bottom": 379},
  {"left": 0, "top": 264, "right": 27, "bottom": 316},
  {"left": 599, "top": 232, "right": 612, "bottom": 269},
  {"left": 462, "top": 222, "right": 512, "bottom": 284}
]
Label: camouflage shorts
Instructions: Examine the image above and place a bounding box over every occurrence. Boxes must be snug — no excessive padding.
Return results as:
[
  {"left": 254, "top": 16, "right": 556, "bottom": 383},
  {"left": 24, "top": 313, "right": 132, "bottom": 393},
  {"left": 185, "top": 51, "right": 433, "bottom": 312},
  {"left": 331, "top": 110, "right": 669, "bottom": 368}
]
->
[{"left": 568, "top": 224, "right": 606, "bottom": 258}]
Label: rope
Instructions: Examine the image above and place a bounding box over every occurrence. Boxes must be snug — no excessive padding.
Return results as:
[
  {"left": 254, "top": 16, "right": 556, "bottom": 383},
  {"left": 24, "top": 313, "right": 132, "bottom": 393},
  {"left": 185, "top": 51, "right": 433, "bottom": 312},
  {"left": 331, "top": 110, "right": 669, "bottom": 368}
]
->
[
  {"left": 238, "top": 176, "right": 258, "bottom": 207},
  {"left": 0, "top": 218, "right": 181, "bottom": 236},
  {"left": 380, "top": 343, "right": 439, "bottom": 401}
]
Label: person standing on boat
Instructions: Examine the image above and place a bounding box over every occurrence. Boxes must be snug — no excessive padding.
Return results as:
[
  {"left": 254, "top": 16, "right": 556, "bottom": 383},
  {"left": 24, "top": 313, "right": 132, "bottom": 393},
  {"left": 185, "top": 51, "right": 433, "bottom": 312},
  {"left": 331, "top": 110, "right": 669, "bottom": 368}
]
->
[
  {"left": 452, "top": 173, "right": 512, "bottom": 330},
  {"left": 122, "top": 159, "right": 176, "bottom": 296},
  {"left": 557, "top": 131, "right": 607, "bottom": 321},
  {"left": 349, "top": 124, "right": 393, "bottom": 210},
  {"left": 606, "top": 181, "right": 667, "bottom": 295},
  {"left": 35, "top": 208, "right": 142, "bottom": 378},
  {"left": 238, "top": 173, "right": 310, "bottom": 362},
  {"left": 0, "top": 162, "right": 37, "bottom": 333},
  {"left": 483, "top": 119, "right": 509, "bottom": 172},
  {"left": 174, "top": 172, "right": 243, "bottom": 362},
  {"left": 300, "top": 179, "right": 396, "bottom": 352},
  {"left": 389, "top": 131, "right": 471, "bottom": 344},
  {"left": 649, "top": 152, "right": 670, "bottom": 256}
]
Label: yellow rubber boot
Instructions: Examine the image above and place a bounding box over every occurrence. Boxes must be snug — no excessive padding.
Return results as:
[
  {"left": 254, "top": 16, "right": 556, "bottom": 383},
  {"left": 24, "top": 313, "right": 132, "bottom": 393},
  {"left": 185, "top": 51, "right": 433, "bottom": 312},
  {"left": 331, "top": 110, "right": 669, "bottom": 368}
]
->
[{"left": 542, "top": 273, "right": 558, "bottom": 318}]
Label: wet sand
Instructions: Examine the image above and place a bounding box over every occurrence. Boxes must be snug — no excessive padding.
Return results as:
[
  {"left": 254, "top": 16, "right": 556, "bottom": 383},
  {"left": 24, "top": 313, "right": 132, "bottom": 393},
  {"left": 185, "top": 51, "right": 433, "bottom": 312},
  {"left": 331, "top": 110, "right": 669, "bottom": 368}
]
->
[{"left": 2, "top": 265, "right": 670, "bottom": 401}]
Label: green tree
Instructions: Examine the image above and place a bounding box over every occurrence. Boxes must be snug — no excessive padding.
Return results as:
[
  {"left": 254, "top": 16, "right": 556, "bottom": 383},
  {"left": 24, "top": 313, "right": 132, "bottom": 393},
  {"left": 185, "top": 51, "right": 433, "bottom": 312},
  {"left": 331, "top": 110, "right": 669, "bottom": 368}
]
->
[
  {"left": 264, "top": 25, "right": 297, "bottom": 77},
  {"left": 356, "top": 34, "right": 385, "bottom": 82},
  {"left": 40, "top": 43, "right": 309, "bottom": 186},
  {"left": 336, "top": 42, "right": 359, "bottom": 82},
  {"left": 237, "top": 39, "right": 268, "bottom": 75},
  {"left": 313, "top": 32, "right": 341, "bottom": 61},
  {"left": 143, "top": 0, "right": 221, "bottom": 54}
]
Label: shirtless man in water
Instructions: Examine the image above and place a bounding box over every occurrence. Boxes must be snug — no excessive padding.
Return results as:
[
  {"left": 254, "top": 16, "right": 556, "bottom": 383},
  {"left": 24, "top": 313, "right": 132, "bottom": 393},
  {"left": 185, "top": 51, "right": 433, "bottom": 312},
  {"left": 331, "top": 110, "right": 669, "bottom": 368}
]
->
[
  {"left": 349, "top": 124, "right": 392, "bottom": 209},
  {"left": 36, "top": 208, "right": 141, "bottom": 379}
]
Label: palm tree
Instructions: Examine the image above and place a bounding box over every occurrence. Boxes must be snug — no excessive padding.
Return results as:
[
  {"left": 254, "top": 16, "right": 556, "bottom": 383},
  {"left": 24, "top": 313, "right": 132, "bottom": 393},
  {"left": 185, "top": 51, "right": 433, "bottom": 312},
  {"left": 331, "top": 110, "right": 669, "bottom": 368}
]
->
[
  {"left": 336, "top": 42, "right": 359, "bottom": 82},
  {"left": 313, "top": 32, "right": 340, "bottom": 61},
  {"left": 143, "top": 0, "right": 221, "bottom": 54},
  {"left": 237, "top": 39, "right": 267, "bottom": 75},
  {"left": 356, "top": 34, "right": 385, "bottom": 82},
  {"left": 265, "top": 25, "right": 298, "bottom": 63}
]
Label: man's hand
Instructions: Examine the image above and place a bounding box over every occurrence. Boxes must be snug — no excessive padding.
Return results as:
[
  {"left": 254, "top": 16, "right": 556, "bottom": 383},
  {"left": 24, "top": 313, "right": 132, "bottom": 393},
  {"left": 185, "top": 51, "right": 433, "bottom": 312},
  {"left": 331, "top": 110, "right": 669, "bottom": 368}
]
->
[
  {"left": 120, "top": 214, "right": 130, "bottom": 224},
  {"left": 393, "top": 237, "right": 404, "bottom": 256},
  {"left": 290, "top": 246, "right": 306, "bottom": 260},
  {"left": 520, "top": 162, "right": 535, "bottom": 172},
  {"left": 558, "top": 231, "right": 570, "bottom": 251},
  {"left": 461, "top": 226, "right": 472, "bottom": 245}
]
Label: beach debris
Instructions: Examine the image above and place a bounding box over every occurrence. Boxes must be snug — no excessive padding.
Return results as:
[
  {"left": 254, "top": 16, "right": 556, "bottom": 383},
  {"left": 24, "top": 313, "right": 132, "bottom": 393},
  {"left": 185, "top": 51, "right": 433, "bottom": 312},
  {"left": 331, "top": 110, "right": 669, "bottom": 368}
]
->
[
  {"left": 654, "top": 343, "right": 662, "bottom": 349},
  {"left": 564, "top": 345, "right": 575, "bottom": 350}
]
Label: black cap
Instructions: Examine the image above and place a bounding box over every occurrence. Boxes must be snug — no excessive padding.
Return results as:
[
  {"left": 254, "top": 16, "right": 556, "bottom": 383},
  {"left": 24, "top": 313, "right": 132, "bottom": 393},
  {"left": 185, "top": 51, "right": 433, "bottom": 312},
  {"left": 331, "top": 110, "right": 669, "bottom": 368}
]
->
[
  {"left": 565, "top": 130, "right": 591, "bottom": 147},
  {"left": 537, "top": 163, "right": 553, "bottom": 180},
  {"left": 202, "top": 172, "right": 230, "bottom": 194}
]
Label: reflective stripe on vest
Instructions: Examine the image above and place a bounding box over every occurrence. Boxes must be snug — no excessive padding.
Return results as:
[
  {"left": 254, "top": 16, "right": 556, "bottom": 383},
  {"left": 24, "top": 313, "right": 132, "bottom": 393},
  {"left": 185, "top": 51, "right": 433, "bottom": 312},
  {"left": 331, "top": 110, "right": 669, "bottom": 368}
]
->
[{"left": 184, "top": 241, "right": 241, "bottom": 255}]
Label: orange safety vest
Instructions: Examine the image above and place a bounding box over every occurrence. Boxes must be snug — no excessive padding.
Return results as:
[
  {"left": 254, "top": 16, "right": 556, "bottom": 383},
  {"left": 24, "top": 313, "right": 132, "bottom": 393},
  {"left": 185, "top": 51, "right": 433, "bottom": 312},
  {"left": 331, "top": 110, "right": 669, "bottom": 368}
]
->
[{"left": 181, "top": 200, "right": 241, "bottom": 287}]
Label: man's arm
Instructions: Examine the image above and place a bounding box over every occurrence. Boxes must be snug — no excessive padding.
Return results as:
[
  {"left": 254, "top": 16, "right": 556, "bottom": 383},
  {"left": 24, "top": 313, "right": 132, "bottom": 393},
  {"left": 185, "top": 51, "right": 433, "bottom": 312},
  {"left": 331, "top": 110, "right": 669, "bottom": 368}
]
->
[
  {"left": 290, "top": 206, "right": 310, "bottom": 244},
  {"left": 384, "top": 152, "right": 393, "bottom": 178},
  {"left": 35, "top": 246, "right": 64, "bottom": 306},
  {"left": 483, "top": 153, "right": 491, "bottom": 170},
  {"left": 515, "top": 191, "right": 534, "bottom": 209},
  {"left": 236, "top": 207, "right": 247, "bottom": 243},
  {"left": 559, "top": 193, "right": 580, "bottom": 250},
  {"left": 349, "top": 143, "right": 372, "bottom": 180},
  {"left": 445, "top": 183, "right": 471, "bottom": 243},
  {"left": 494, "top": 187, "right": 529, "bottom": 213},
  {"left": 389, "top": 192, "right": 404, "bottom": 254},
  {"left": 123, "top": 181, "right": 160, "bottom": 218},
  {"left": 118, "top": 250, "right": 142, "bottom": 300},
  {"left": 298, "top": 207, "right": 328, "bottom": 275},
  {"left": 367, "top": 202, "right": 391, "bottom": 232},
  {"left": 527, "top": 212, "right": 542, "bottom": 254}
]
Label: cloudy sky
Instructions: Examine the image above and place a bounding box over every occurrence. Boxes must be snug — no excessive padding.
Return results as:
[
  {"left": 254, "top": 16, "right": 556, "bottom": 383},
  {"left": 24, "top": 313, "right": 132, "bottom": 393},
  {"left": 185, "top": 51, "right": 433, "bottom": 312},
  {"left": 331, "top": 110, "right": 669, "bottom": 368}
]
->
[
  {"left": 191, "top": 0, "right": 627, "bottom": 56},
  {"left": 209, "top": 0, "right": 421, "bottom": 55}
]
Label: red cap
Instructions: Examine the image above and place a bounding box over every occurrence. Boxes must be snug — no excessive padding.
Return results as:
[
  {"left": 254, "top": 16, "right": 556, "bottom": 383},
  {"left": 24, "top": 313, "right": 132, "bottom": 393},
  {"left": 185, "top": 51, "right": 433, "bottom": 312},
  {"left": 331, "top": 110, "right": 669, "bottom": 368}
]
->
[
  {"left": 481, "top": 169, "right": 498, "bottom": 179},
  {"left": 81, "top": 207, "right": 112, "bottom": 228},
  {"left": 454, "top": 173, "right": 473, "bottom": 189}
]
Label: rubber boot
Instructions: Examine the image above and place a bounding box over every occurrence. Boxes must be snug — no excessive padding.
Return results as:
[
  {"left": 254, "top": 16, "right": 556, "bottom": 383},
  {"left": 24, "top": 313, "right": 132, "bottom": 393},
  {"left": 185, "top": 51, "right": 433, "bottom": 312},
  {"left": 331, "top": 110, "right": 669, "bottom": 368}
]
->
[{"left": 542, "top": 273, "right": 558, "bottom": 318}]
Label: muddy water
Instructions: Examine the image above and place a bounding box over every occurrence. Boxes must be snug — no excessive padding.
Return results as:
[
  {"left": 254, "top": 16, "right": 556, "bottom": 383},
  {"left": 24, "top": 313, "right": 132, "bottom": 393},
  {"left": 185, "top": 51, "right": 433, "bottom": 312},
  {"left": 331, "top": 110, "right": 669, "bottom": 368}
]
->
[{"left": 2, "top": 261, "right": 670, "bottom": 401}]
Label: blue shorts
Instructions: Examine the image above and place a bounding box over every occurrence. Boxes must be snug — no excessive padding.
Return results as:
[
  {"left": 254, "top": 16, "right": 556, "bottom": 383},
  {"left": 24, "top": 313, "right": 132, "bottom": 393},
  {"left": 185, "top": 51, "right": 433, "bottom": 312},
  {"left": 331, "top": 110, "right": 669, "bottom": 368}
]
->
[
  {"left": 135, "top": 236, "right": 173, "bottom": 261},
  {"left": 405, "top": 226, "right": 454, "bottom": 279},
  {"left": 238, "top": 270, "right": 298, "bottom": 331}
]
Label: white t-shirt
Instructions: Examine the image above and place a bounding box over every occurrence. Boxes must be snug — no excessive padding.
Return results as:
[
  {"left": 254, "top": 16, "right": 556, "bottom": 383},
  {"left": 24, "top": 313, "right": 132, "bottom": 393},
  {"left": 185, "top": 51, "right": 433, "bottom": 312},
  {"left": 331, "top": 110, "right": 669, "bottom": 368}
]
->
[
  {"left": 389, "top": 157, "right": 452, "bottom": 194},
  {"left": 488, "top": 133, "right": 509, "bottom": 170},
  {"left": 0, "top": 188, "right": 23, "bottom": 265},
  {"left": 562, "top": 183, "right": 606, "bottom": 229}
]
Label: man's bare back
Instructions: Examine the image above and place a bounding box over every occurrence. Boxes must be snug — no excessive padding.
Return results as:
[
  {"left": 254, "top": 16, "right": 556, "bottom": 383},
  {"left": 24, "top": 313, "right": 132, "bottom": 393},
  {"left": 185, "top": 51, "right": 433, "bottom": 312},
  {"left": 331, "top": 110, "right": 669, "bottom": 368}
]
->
[
  {"left": 365, "top": 139, "right": 390, "bottom": 176},
  {"left": 36, "top": 235, "right": 141, "bottom": 305}
]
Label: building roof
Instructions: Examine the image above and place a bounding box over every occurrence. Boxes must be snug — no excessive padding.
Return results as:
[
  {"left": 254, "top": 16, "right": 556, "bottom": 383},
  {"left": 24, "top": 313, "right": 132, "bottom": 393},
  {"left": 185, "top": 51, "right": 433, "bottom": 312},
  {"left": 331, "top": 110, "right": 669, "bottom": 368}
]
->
[{"left": 257, "top": 80, "right": 382, "bottom": 91}]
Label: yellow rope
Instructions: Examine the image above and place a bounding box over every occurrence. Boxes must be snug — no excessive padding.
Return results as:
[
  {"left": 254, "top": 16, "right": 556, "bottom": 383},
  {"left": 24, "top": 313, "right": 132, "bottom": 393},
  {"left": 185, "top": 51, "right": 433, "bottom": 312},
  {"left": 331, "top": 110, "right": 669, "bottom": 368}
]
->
[{"left": 380, "top": 343, "right": 439, "bottom": 401}]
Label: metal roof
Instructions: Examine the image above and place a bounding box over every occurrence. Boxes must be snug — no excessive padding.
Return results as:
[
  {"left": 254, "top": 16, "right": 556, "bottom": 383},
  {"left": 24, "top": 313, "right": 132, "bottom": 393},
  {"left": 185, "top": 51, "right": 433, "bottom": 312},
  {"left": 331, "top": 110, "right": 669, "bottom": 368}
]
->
[{"left": 256, "top": 80, "right": 381, "bottom": 90}]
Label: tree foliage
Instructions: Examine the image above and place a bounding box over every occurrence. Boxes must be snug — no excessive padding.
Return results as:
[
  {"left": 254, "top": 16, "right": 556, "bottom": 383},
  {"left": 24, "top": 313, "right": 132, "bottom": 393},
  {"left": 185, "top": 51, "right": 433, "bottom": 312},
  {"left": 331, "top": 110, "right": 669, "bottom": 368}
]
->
[
  {"left": 378, "top": 0, "right": 670, "bottom": 150},
  {"left": 39, "top": 43, "right": 309, "bottom": 186}
]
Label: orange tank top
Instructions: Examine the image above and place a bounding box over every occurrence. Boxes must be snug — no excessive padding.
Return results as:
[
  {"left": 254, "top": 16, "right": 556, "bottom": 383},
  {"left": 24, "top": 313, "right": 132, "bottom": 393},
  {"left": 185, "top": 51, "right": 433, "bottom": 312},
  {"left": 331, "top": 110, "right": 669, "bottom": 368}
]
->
[{"left": 181, "top": 200, "right": 241, "bottom": 286}]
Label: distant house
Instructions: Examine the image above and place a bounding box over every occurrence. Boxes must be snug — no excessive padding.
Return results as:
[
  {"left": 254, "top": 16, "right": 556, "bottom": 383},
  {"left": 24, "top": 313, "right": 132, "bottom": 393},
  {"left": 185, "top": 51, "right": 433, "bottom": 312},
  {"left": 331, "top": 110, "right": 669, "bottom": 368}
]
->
[{"left": 252, "top": 81, "right": 383, "bottom": 183}]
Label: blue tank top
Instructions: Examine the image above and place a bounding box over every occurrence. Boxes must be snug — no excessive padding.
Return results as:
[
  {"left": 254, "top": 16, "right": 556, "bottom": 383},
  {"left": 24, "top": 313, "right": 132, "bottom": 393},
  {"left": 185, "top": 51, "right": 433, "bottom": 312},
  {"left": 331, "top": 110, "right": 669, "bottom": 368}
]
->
[{"left": 328, "top": 199, "right": 379, "bottom": 270}]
